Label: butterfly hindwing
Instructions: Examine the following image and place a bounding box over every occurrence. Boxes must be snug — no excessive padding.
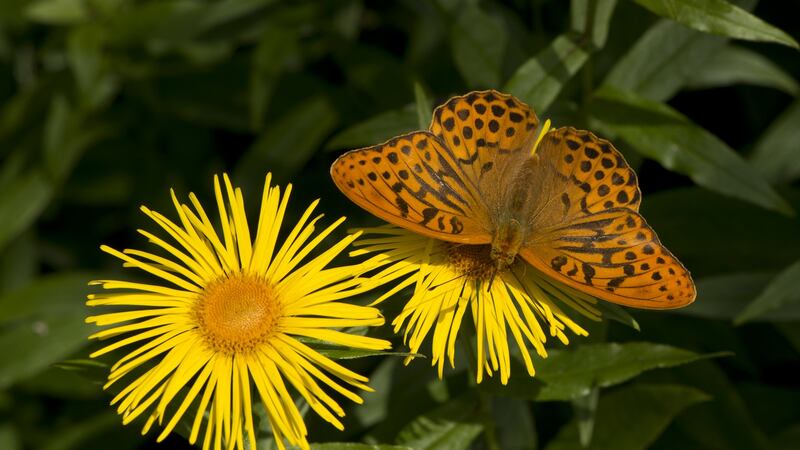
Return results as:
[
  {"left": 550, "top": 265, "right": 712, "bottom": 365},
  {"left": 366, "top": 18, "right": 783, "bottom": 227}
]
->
[
  {"left": 521, "top": 209, "right": 695, "bottom": 308},
  {"left": 536, "top": 127, "right": 641, "bottom": 219},
  {"left": 521, "top": 127, "right": 694, "bottom": 308},
  {"left": 331, "top": 131, "right": 492, "bottom": 243}
]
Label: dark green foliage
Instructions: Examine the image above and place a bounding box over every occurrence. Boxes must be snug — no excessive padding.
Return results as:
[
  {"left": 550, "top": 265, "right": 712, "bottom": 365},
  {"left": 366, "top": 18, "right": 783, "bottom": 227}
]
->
[{"left": 0, "top": 0, "right": 797, "bottom": 449}]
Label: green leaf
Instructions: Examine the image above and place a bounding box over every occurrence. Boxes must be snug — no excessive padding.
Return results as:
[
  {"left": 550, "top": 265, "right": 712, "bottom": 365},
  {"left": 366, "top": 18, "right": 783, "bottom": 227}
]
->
[
  {"left": 773, "top": 423, "right": 800, "bottom": 450},
  {"left": 544, "top": 384, "right": 709, "bottom": 450},
  {"left": 316, "top": 348, "right": 421, "bottom": 360},
  {"left": 0, "top": 169, "right": 54, "bottom": 252},
  {"left": 25, "top": 0, "right": 87, "bottom": 25},
  {"left": 570, "top": 0, "right": 618, "bottom": 49},
  {"left": 326, "top": 106, "right": 418, "bottom": 151},
  {"left": 777, "top": 322, "right": 800, "bottom": 353},
  {"left": 666, "top": 361, "right": 770, "bottom": 450},
  {"left": 40, "top": 412, "right": 128, "bottom": 450},
  {"left": 67, "top": 27, "right": 118, "bottom": 112},
  {"left": 355, "top": 358, "right": 397, "bottom": 427},
  {"left": 486, "top": 342, "right": 723, "bottom": 401},
  {"left": 250, "top": 26, "right": 298, "bottom": 131},
  {"left": 0, "top": 272, "right": 97, "bottom": 388},
  {"left": 750, "top": 100, "right": 800, "bottom": 184},
  {"left": 396, "top": 395, "right": 483, "bottom": 450},
  {"left": 604, "top": 20, "right": 725, "bottom": 101},
  {"left": 235, "top": 96, "right": 337, "bottom": 186},
  {"left": 0, "top": 424, "right": 20, "bottom": 450},
  {"left": 492, "top": 396, "right": 537, "bottom": 449},
  {"left": 0, "top": 313, "right": 90, "bottom": 389},
  {"left": 672, "top": 272, "right": 800, "bottom": 321},
  {"left": 0, "top": 272, "right": 99, "bottom": 321},
  {"left": 535, "top": 343, "right": 724, "bottom": 401},
  {"left": 572, "top": 387, "right": 600, "bottom": 447},
  {"left": 631, "top": 0, "right": 799, "bottom": 49},
  {"left": 311, "top": 445, "right": 412, "bottom": 450},
  {"left": 589, "top": 86, "right": 793, "bottom": 216},
  {"left": 0, "top": 231, "right": 36, "bottom": 294},
  {"left": 735, "top": 259, "right": 800, "bottom": 324},
  {"left": 414, "top": 82, "right": 432, "bottom": 129},
  {"left": 685, "top": 45, "right": 799, "bottom": 95},
  {"left": 593, "top": 301, "right": 640, "bottom": 331},
  {"left": 505, "top": 34, "right": 589, "bottom": 113},
  {"left": 450, "top": 5, "right": 507, "bottom": 88},
  {"left": 641, "top": 188, "right": 800, "bottom": 275},
  {"left": 100, "top": 0, "right": 278, "bottom": 47}
]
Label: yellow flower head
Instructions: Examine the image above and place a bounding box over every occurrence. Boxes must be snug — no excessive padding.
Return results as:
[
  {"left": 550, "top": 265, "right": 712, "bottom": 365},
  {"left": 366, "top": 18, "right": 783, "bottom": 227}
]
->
[
  {"left": 354, "top": 226, "right": 602, "bottom": 385},
  {"left": 86, "top": 174, "right": 390, "bottom": 450}
]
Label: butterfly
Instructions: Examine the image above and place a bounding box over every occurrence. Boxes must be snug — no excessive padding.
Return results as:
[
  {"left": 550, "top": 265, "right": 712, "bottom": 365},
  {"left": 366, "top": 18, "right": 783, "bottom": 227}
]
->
[{"left": 330, "top": 90, "right": 695, "bottom": 309}]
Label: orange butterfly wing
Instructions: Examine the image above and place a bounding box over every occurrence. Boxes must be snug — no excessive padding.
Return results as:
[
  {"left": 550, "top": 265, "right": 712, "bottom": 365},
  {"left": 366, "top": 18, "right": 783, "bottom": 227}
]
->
[
  {"left": 331, "top": 90, "right": 542, "bottom": 244},
  {"left": 520, "top": 127, "right": 696, "bottom": 309},
  {"left": 330, "top": 131, "right": 492, "bottom": 243}
]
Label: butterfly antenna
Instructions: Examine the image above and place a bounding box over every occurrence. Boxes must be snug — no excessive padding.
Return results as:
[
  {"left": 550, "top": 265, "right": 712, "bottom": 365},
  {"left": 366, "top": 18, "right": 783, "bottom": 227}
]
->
[
  {"left": 428, "top": 263, "right": 488, "bottom": 291},
  {"left": 486, "top": 268, "right": 498, "bottom": 292}
]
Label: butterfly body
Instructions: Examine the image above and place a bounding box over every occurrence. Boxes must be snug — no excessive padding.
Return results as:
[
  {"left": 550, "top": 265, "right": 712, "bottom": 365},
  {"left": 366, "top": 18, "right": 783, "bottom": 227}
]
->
[{"left": 331, "top": 90, "right": 696, "bottom": 309}]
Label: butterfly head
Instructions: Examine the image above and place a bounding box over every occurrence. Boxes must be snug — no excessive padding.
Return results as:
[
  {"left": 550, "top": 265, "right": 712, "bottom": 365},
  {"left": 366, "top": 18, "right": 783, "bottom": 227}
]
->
[{"left": 490, "top": 218, "right": 524, "bottom": 272}]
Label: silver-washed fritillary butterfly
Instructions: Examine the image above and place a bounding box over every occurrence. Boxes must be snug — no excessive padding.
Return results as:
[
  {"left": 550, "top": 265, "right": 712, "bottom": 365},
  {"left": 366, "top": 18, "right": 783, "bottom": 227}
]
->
[{"left": 330, "top": 90, "right": 696, "bottom": 309}]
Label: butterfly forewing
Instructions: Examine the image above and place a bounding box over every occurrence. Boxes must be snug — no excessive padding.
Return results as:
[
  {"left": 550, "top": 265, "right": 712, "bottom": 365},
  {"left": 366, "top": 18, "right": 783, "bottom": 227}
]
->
[
  {"left": 521, "top": 128, "right": 695, "bottom": 308},
  {"left": 428, "top": 91, "right": 540, "bottom": 201},
  {"left": 331, "top": 131, "right": 492, "bottom": 243}
]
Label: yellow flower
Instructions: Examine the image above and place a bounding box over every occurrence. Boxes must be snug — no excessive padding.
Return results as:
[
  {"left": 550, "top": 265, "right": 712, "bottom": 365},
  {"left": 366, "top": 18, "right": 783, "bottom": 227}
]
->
[
  {"left": 86, "top": 174, "right": 390, "bottom": 450},
  {"left": 353, "top": 226, "right": 600, "bottom": 385}
]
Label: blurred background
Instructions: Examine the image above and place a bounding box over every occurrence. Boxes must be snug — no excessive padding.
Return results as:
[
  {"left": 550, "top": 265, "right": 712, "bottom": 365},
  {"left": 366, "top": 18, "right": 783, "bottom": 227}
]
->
[{"left": 0, "top": 0, "right": 798, "bottom": 449}]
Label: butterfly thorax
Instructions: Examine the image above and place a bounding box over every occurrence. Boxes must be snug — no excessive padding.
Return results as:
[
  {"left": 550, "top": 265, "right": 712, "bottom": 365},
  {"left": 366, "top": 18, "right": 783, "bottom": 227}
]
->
[{"left": 488, "top": 154, "right": 539, "bottom": 270}]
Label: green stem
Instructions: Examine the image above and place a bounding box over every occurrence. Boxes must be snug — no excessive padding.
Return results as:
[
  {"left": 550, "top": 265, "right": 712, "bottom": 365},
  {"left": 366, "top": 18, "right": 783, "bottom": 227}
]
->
[{"left": 460, "top": 337, "right": 501, "bottom": 450}]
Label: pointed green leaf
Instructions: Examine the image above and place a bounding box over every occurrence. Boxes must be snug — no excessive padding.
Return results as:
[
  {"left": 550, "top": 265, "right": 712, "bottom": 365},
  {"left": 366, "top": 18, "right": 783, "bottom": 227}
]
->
[
  {"left": 0, "top": 170, "right": 53, "bottom": 252},
  {"left": 735, "top": 259, "right": 800, "bottom": 324},
  {"left": 25, "top": 0, "right": 87, "bottom": 25},
  {"left": 570, "top": 0, "right": 619, "bottom": 49},
  {"left": 493, "top": 396, "right": 537, "bottom": 449},
  {"left": 414, "top": 82, "right": 432, "bottom": 129},
  {"left": 0, "top": 425, "right": 20, "bottom": 450},
  {"left": 326, "top": 106, "right": 418, "bottom": 151},
  {"left": 0, "top": 272, "right": 98, "bottom": 388},
  {"left": 450, "top": 5, "right": 507, "bottom": 88},
  {"left": 686, "top": 45, "right": 799, "bottom": 94},
  {"left": 0, "top": 272, "right": 99, "bottom": 321},
  {"left": 484, "top": 342, "right": 724, "bottom": 401},
  {"left": 750, "top": 100, "right": 800, "bottom": 184},
  {"left": 236, "top": 96, "right": 337, "bottom": 185},
  {"left": 545, "top": 384, "right": 709, "bottom": 450},
  {"left": 250, "top": 26, "right": 297, "bottom": 131},
  {"left": 641, "top": 188, "right": 800, "bottom": 275},
  {"left": 604, "top": 20, "right": 724, "bottom": 101},
  {"left": 631, "top": 0, "right": 798, "bottom": 49},
  {"left": 677, "top": 272, "right": 773, "bottom": 320},
  {"left": 40, "top": 412, "right": 130, "bottom": 450},
  {"left": 594, "top": 301, "right": 640, "bottom": 331},
  {"left": 397, "top": 395, "right": 483, "bottom": 450},
  {"left": 316, "top": 348, "right": 421, "bottom": 360},
  {"left": 535, "top": 342, "right": 725, "bottom": 401},
  {"left": 573, "top": 387, "right": 600, "bottom": 447},
  {"left": 311, "top": 445, "right": 412, "bottom": 450},
  {"left": 505, "top": 34, "right": 589, "bottom": 113},
  {"left": 589, "top": 86, "right": 793, "bottom": 215}
]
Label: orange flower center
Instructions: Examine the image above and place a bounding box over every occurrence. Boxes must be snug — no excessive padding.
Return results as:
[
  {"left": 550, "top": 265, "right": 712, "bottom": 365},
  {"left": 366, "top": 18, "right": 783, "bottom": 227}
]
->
[{"left": 195, "top": 274, "right": 281, "bottom": 354}]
